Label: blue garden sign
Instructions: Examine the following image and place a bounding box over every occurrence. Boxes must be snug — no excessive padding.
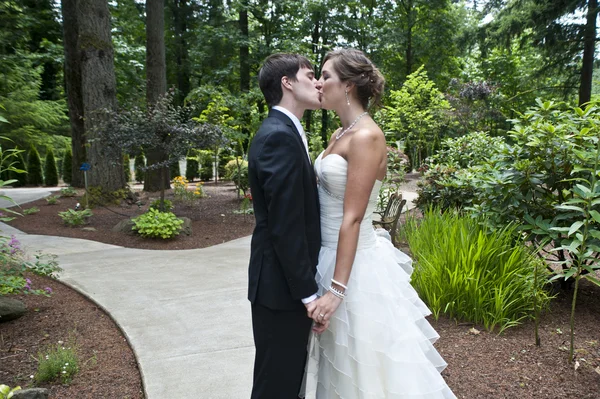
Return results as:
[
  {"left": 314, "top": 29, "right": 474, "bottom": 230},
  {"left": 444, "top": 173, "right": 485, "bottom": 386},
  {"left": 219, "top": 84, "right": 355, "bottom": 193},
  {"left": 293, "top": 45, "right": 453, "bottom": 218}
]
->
[{"left": 80, "top": 162, "right": 91, "bottom": 171}]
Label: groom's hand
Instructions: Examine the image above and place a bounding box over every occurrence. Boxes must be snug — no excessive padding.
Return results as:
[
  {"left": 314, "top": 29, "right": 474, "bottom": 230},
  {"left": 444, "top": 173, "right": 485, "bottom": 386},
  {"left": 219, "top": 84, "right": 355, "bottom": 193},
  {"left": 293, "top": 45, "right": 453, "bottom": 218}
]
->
[{"left": 304, "top": 298, "right": 317, "bottom": 317}]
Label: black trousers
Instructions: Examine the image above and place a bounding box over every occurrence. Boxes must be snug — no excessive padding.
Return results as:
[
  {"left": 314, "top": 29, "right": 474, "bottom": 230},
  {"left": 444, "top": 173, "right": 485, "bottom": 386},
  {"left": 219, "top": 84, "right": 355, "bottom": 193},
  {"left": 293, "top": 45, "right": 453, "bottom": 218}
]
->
[{"left": 250, "top": 303, "right": 313, "bottom": 399}]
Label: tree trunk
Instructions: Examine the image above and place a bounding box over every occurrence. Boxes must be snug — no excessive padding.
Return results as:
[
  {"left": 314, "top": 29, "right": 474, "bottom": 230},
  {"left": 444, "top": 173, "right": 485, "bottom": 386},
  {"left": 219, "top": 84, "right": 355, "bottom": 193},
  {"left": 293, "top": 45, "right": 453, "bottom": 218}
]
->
[
  {"left": 61, "top": 0, "right": 86, "bottom": 188},
  {"left": 77, "top": 0, "right": 125, "bottom": 191},
  {"left": 172, "top": 0, "right": 191, "bottom": 105},
  {"left": 145, "top": 0, "right": 169, "bottom": 192},
  {"left": 579, "top": 0, "right": 598, "bottom": 106}
]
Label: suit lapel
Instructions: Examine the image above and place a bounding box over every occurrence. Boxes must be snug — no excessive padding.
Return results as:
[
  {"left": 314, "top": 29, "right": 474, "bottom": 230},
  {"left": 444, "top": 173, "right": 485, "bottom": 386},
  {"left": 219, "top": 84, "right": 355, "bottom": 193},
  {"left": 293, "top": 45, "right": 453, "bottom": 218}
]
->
[{"left": 269, "top": 109, "right": 312, "bottom": 165}]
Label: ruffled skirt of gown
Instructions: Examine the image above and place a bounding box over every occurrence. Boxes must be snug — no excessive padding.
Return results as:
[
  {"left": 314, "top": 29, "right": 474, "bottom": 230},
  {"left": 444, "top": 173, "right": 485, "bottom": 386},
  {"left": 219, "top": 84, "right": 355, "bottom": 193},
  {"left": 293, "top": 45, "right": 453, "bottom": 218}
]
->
[{"left": 301, "top": 234, "right": 456, "bottom": 399}]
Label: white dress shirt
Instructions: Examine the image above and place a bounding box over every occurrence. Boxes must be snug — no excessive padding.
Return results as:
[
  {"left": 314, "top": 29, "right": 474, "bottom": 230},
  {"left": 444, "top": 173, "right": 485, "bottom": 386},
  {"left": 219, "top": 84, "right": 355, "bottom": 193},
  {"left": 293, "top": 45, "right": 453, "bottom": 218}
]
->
[{"left": 272, "top": 106, "right": 317, "bottom": 305}]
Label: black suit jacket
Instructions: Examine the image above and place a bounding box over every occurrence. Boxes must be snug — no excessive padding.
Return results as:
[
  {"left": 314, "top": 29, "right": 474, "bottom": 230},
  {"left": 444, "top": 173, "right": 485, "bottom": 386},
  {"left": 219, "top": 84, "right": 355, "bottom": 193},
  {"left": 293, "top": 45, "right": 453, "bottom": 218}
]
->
[{"left": 247, "top": 109, "right": 321, "bottom": 310}]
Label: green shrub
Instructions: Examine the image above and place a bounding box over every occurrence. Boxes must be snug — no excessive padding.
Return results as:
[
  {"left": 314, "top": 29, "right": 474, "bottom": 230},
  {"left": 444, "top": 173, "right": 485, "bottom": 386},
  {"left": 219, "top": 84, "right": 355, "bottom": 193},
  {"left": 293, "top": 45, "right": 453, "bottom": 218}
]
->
[
  {"left": 225, "top": 158, "right": 249, "bottom": 193},
  {"left": 9, "top": 152, "right": 27, "bottom": 187},
  {"left": 131, "top": 208, "right": 183, "bottom": 239},
  {"left": 35, "top": 339, "right": 79, "bottom": 384},
  {"left": 58, "top": 209, "right": 93, "bottom": 226},
  {"left": 170, "top": 159, "right": 181, "bottom": 181},
  {"left": 185, "top": 155, "right": 199, "bottom": 181},
  {"left": 134, "top": 153, "right": 145, "bottom": 183},
  {"left": 218, "top": 153, "right": 231, "bottom": 180},
  {"left": 27, "top": 144, "right": 44, "bottom": 186},
  {"left": 123, "top": 154, "right": 131, "bottom": 182},
  {"left": 149, "top": 198, "right": 173, "bottom": 212},
  {"left": 44, "top": 147, "right": 59, "bottom": 186},
  {"left": 405, "top": 209, "right": 551, "bottom": 333},
  {"left": 60, "top": 186, "right": 77, "bottom": 197},
  {"left": 199, "top": 151, "right": 213, "bottom": 181},
  {"left": 62, "top": 144, "right": 72, "bottom": 185}
]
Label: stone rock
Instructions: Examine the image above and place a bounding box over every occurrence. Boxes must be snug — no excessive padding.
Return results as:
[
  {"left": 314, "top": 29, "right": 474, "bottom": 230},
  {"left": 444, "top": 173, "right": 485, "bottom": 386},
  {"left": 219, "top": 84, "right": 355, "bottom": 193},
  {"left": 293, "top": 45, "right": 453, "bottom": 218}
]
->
[
  {"left": 112, "top": 219, "right": 136, "bottom": 234},
  {"left": 12, "top": 388, "right": 50, "bottom": 399},
  {"left": 0, "top": 297, "right": 26, "bottom": 322},
  {"left": 180, "top": 217, "right": 192, "bottom": 236}
]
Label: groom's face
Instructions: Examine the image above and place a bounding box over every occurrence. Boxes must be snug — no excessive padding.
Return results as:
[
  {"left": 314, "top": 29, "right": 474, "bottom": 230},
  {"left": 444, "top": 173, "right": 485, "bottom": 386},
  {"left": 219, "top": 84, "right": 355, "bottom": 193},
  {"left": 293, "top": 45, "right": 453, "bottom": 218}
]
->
[{"left": 290, "top": 67, "right": 322, "bottom": 111}]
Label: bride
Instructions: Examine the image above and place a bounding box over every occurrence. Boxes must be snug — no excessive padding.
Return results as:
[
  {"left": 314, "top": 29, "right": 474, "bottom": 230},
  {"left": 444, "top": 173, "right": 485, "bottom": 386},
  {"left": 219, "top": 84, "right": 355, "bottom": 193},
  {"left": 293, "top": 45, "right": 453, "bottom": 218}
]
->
[{"left": 302, "top": 48, "right": 456, "bottom": 398}]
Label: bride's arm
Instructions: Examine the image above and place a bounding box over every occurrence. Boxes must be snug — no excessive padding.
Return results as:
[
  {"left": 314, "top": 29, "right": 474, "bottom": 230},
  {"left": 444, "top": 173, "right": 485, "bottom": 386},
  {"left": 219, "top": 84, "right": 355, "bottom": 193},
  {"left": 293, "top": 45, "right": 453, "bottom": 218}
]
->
[{"left": 310, "top": 128, "right": 385, "bottom": 322}]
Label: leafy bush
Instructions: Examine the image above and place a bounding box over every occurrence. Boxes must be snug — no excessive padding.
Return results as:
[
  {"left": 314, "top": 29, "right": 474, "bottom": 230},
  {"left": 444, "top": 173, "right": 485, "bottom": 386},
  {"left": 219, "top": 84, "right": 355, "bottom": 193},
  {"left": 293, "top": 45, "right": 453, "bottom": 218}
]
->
[
  {"left": 134, "top": 153, "right": 145, "bottom": 183},
  {"left": 44, "top": 147, "right": 59, "bottom": 186},
  {"left": 35, "top": 339, "right": 79, "bottom": 384},
  {"left": 131, "top": 208, "right": 183, "bottom": 239},
  {"left": 150, "top": 198, "right": 173, "bottom": 212},
  {"left": 58, "top": 209, "right": 93, "bottom": 226},
  {"left": 60, "top": 186, "right": 77, "bottom": 197},
  {"left": 27, "top": 144, "right": 44, "bottom": 186},
  {"left": 218, "top": 152, "right": 231, "bottom": 180},
  {"left": 405, "top": 209, "right": 551, "bottom": 333},
  {"left": 62, "top": 144, "right": 72, "bottom": 185},
  {"left": 225, "top": 158, "right": 249, "bottom": 194}
]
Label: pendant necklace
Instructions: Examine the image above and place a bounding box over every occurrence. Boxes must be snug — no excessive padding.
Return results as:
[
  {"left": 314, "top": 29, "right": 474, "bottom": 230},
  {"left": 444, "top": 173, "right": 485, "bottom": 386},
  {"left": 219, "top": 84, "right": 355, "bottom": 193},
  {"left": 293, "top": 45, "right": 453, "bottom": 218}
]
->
[{"left": 335, "top": 111, "right": 369, "bottom": 140}]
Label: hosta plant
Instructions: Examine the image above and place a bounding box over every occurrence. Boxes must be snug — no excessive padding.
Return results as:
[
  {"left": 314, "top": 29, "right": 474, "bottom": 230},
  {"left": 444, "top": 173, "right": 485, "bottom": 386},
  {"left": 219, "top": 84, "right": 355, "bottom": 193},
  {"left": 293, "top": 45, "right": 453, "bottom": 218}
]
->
[{"left": 131, "top": 209, "right": 183, "bottom": 239}]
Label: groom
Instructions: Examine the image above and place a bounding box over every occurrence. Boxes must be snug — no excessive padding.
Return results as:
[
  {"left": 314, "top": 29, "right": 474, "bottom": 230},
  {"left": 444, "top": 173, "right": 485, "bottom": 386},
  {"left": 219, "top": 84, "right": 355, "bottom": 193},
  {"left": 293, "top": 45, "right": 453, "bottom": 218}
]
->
[{"left": 247, "top": 53, "right": 324, "bottom": 398}]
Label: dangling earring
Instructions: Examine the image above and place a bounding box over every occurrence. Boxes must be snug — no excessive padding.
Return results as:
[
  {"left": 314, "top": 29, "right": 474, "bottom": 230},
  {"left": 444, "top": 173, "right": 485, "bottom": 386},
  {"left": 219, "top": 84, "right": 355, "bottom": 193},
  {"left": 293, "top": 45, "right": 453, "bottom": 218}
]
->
[{"left": 345, "top": 89, "right": 350, "bottom": 106}]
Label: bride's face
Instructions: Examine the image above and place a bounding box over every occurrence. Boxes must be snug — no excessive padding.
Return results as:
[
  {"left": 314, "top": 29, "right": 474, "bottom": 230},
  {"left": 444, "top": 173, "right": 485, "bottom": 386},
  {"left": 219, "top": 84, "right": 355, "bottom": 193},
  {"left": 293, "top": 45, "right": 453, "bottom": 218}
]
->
[{"left": 318, "top": 60, "right": 346, "bottom": 111}]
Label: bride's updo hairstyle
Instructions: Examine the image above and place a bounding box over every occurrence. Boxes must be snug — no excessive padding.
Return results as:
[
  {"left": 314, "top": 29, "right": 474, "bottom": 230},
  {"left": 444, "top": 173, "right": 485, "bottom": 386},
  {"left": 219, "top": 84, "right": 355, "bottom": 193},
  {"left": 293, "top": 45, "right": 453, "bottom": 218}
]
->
[{"left": 322, "top": 48, "right": 385, "bottom": 109}]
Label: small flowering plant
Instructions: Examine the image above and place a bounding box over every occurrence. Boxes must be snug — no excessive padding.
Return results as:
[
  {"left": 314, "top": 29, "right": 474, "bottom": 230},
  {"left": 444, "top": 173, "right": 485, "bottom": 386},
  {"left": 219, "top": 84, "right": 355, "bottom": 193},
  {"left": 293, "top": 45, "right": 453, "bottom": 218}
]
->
[
  {"left": 0, "top": 236, "right": 61, "bottom": 296},
  {"left": 173, "top": 175, "right": 205, "bottom": 202},
  {"left": 35, "top": 338, "right": 79, "bottom": 384}
]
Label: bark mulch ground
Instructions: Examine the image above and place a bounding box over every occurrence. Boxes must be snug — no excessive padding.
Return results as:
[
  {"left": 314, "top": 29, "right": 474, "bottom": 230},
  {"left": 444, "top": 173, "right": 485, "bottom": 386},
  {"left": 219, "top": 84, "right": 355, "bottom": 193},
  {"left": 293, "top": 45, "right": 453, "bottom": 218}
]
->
[{"left": 1, "top": 179, "right": 600, "bottom": 398}]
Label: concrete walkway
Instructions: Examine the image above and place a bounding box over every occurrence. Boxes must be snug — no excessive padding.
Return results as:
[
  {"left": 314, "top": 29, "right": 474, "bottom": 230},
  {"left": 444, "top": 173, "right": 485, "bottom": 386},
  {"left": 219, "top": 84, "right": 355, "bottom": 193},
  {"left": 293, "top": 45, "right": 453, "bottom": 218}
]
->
[{"left": 0, "top": 187, "right": 418, "bottom": 399}]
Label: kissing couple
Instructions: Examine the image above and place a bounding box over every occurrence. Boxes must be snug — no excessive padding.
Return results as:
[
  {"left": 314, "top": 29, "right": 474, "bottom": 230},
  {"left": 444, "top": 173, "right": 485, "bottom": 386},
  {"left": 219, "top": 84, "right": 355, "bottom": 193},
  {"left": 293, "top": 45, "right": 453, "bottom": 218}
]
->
[{"left": 247, "top": 49, "right": 456, "bottom": 399}]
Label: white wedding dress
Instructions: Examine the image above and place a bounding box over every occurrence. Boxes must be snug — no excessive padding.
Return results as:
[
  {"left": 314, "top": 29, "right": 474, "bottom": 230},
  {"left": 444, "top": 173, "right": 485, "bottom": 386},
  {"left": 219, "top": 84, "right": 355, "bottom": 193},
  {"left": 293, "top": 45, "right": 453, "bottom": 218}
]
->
[{"left": 301, "top": 152, "right": 456, "bottom": 399}]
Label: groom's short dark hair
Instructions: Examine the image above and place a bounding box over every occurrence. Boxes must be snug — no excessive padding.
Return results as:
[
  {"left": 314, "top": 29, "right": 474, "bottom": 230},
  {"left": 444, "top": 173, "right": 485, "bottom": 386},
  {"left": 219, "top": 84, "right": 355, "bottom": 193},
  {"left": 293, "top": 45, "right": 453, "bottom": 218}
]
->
[{"left": 258, "top": 53, "right": 313, "bottom": 108}]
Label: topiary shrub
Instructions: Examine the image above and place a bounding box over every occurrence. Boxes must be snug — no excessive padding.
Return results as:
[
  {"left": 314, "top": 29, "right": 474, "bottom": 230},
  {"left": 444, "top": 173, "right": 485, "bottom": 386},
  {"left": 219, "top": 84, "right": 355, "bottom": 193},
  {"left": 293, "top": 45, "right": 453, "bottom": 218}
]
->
[
  {"left": 62, "top": 144, "right": 73, "bottom": 185},
  {"left": 27, "top": 144, "right": 44, "bottom": 186},
  {"left": 123, "top": 154, "right": 131, "bottom": 182},
  {"left": 44, "top": 147, "right": 59, "bottom": 186},
  {"left": 170, "top": 159, "right": 181, "bottom": 181},
  {"left": 134, "top": 153, "right": 145, "bottom": 183},
  {"left": 218, "top": 153, "right": 231, "bottom": 181},
  {"left": 185, "top": 153, "right": 199, "bottom": 182},
  {"left": 199, "top": 150, "right": 213, "bottom": 181}
]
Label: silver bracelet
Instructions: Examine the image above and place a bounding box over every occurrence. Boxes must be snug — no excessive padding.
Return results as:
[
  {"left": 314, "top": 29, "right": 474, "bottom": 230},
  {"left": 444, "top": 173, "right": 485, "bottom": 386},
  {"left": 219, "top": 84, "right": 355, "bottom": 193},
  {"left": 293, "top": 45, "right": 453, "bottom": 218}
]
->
[
  {"left": 331, "top": 278, "right": 348, "bottom": 290},
  {"left": 329, "top": 285, "right": 345, "bottom": 299}
]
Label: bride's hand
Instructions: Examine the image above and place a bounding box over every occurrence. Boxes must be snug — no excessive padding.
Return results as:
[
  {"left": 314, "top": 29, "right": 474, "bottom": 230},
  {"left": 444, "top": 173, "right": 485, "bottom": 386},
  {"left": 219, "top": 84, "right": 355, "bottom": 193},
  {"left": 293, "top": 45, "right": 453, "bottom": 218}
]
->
[{"left": 310, "top": 291, "right": 343, "bottom": 324}]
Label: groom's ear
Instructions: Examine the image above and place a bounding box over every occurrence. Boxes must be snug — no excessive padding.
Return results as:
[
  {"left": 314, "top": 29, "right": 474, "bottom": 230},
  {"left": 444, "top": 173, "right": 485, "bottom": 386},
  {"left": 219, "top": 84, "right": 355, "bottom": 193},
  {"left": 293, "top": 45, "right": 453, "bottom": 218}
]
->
[{"left": 281, "top": 76, "right": 293, "bottom": 91}]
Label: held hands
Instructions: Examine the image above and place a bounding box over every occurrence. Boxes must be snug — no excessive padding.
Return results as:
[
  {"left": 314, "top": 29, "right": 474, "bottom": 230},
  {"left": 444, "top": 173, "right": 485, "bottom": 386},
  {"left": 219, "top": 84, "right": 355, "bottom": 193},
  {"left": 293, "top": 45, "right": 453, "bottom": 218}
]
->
[{"left": 307, "top": 291, "right": 343, "bottom": 334}]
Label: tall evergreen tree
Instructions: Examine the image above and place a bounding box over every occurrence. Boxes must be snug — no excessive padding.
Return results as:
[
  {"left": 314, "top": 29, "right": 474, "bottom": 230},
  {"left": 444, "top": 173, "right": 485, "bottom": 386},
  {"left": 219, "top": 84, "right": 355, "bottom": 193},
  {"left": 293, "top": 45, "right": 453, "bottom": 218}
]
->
[
  {"left": 78, "top": 0, "right": 125, "bottom": 192},
  {"left": 145, "top": 0, "right": 169, "bottom": 193},
  {"left": 62, "top": 143, "right": 73, "bottom": 185},
  {"left": 61, "top": 0, "right": 86, "bottom": 188},
  {"left": 123, "top": 153, "right": 131, "bottom": 182},
  {"left": 44, "top": 147, "right": 59, "bottom": 186},
  {"left": 27, "top": 144, "right": 44, "bottom": 186},
  {"left": 134, "top": 153, "right": 145, "bottom": 183}
]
